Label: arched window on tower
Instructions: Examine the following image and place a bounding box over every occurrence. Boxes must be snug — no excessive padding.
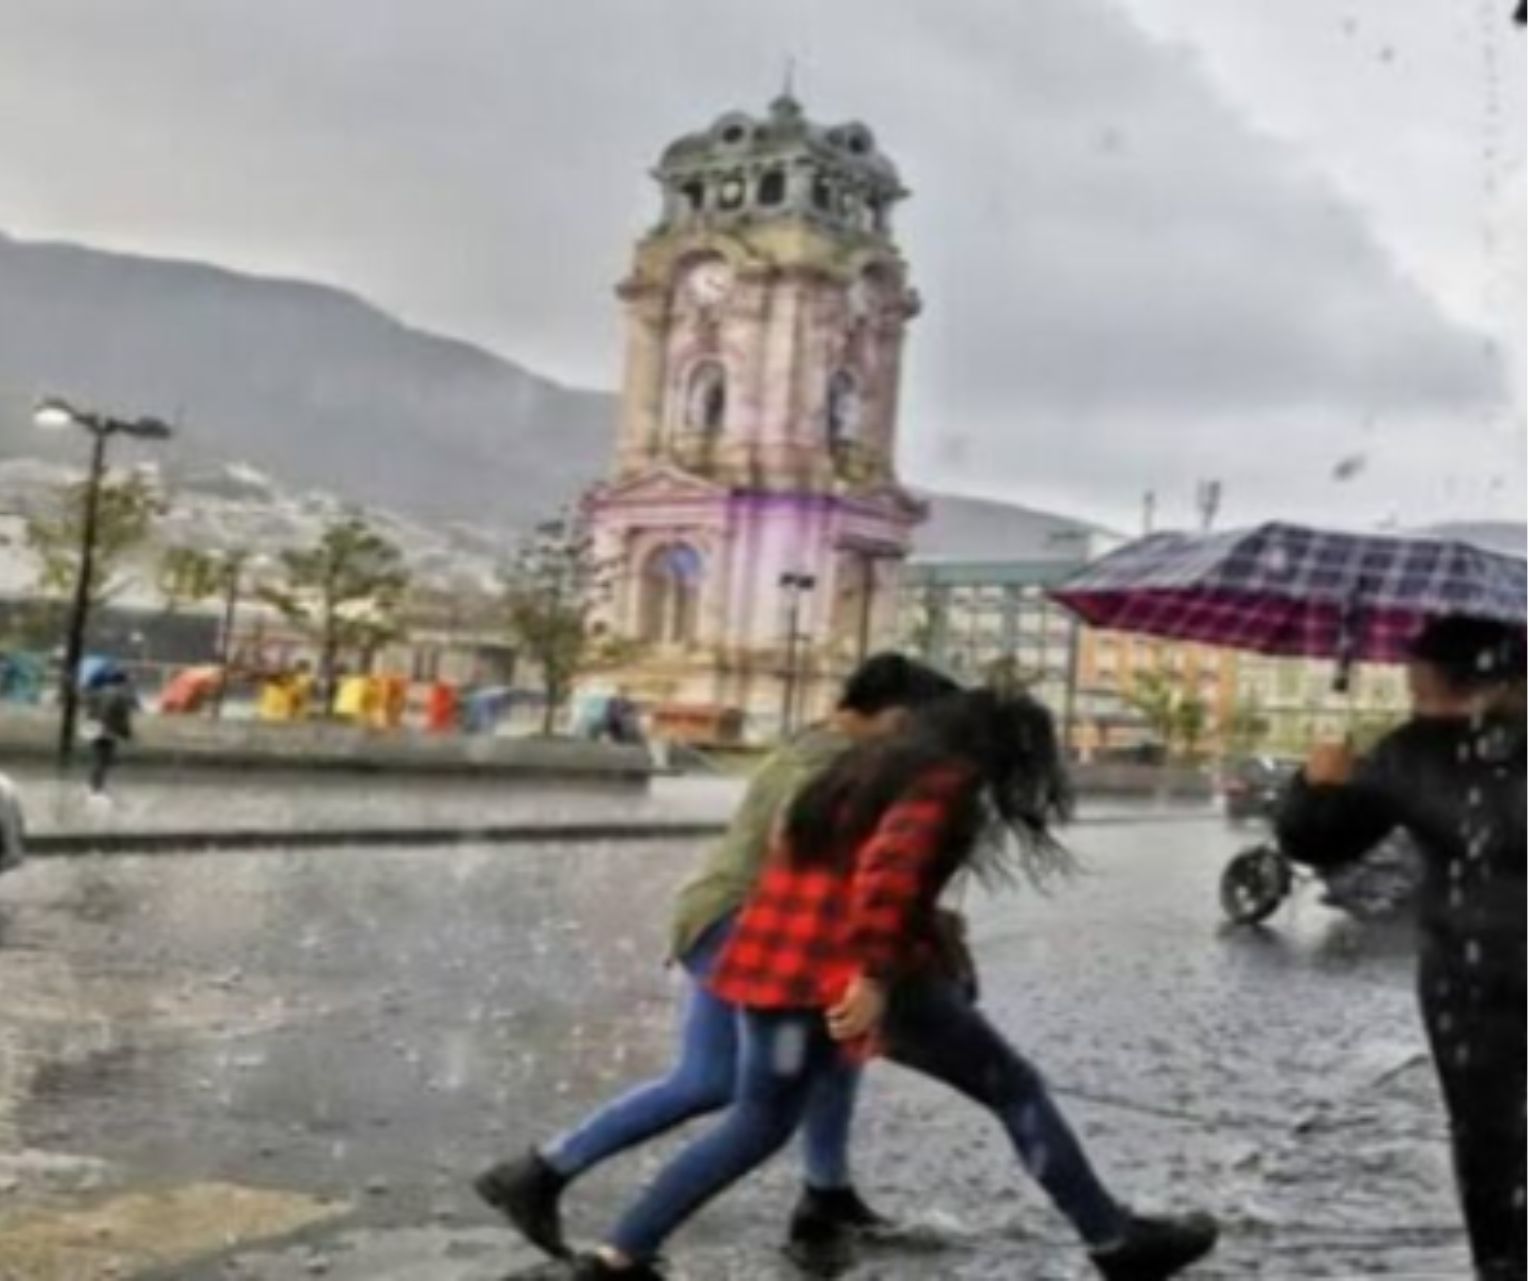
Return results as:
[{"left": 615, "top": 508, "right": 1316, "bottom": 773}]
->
[
  {"left": 684, "top": 360, "right": 728, "bottom": 436},
  {"left": 826, "top": 370, "right": 861, "bottom": 450},
  {"left": 638, "top": 544, "right": 704, "bottom": 645}
]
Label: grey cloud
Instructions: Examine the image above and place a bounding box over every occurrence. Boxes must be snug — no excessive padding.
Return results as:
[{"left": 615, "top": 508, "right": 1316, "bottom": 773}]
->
[{"left": 0, "top": 0, "right": 1517, "bottom": 531}]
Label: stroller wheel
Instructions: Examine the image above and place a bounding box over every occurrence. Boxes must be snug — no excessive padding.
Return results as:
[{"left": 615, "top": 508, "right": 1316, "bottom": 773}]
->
[{"left": 1220, "top": 844, "right": 1291, "bottom": 925}]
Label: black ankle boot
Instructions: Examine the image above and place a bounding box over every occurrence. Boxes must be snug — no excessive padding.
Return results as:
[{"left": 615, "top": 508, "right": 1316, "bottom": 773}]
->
[
  {"left": 473, "top": 1149, "right": 570, "bottom": 1260},
  {"left": 1090, "top": 1211, "right": 1219, "bottom": 1280},
  {"left": 786, "top": 1185, "right": 887, "bottom": 1277},
  {"left": 801, "top": 1185, "right": 891, "bottom": 1231}
]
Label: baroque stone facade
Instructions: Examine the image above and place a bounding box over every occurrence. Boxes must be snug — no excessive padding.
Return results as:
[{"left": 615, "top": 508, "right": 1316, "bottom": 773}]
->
[{"left": 583, "top": 94, "right": 925, "bottom": 733}]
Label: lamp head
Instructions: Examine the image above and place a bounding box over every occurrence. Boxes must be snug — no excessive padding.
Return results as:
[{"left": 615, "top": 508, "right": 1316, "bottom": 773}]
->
[{"left": 33, "top": 398, "right": 78, "bottom": 431}]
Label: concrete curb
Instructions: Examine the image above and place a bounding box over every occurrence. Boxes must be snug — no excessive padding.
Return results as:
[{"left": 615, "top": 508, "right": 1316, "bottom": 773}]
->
[
  {"left": 23, "top": 809, "right": 1222, "bottom": 857},
  {"left": 26, "top": 821, "right": 732, "bottom": 856},
  {"left": 0, "top": 710, "right": 657, "bottom": 782}
]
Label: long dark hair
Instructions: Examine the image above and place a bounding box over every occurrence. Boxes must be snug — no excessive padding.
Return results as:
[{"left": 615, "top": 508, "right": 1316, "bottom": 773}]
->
[{"left": 783, "top": 688, "right": 1075, "bottom": 888}]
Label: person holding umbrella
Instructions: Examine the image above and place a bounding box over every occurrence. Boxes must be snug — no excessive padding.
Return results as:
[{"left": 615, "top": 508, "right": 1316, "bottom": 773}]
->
[
  {"left": 82, "top": 667, "right": 138, "bottom": 796},
  {"left": 1277, "top": 617, "right": 1525, "bottom": 1281},
  {"left": 1051, "top": 524, "right": 1527, "bottom": 1279}
]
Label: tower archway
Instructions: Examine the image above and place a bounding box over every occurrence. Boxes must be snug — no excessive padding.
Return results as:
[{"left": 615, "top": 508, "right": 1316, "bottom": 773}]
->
[{"left": 638, "top": 543, "right": 704, "bottom": 645}]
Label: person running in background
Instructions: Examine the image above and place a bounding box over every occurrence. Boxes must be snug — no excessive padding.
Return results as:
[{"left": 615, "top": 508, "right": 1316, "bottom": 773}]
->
[
  {"left": 570, "top": 689, "right": 1218, "bottom": 1280},
  {"left": 475, "top": 654, "right": 959, "bottom": 1270},
  {"left": 83, "top": 670, "right": 137, "bottom": 796},
  {"left": 1279, "top": 617, "right": 1525, "bottom": 1281}
]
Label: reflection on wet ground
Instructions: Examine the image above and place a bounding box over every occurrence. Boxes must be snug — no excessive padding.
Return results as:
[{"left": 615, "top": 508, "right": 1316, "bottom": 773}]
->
[{"left": 0, "top": 813, "right": 1465, "bottom": 1278}]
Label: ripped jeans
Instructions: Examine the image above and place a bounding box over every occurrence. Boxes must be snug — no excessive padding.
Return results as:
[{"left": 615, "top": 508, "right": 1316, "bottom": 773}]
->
[{"left": 608, "top": 976, "right": 1127, "bottom": 1262}]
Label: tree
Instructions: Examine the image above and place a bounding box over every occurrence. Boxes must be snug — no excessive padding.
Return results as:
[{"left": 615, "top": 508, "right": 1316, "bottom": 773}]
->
[
  {"left": 1126, "top": 667, "right": 1212, "bottom": 761},
  {"left": 1127, "top": 669, "right": 1181, "bottom": 751},
  {"left": 158, "top": 545, "right": 235, "bottom": 615},
  {"left": 1225, "top": 694, "right": 1271, "bottom": 757},
  {"left": 258, "top": 516, "right": 409, "bottom": 710},
  {"left": 1174, "top": 691, "right": 1210, "bottom": 761},
  {"left": 501, "top": 514, "right": 629, "bottom": 736},
  {"left": 26, "top": 470, "right": 163, "bottom": 611}
]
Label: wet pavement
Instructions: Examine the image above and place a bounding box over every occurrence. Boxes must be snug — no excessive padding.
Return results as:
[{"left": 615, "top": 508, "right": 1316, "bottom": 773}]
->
[
  {"left": 0, "top": 808, "right": 1467, "bottom": 1279},
  {"left": 16, "top": 769, "right": 740, "bottom": 837}
]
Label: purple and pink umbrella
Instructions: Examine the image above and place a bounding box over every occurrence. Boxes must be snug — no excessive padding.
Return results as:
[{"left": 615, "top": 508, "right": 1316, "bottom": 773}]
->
[{"left": 1050, "top": 522, "right": 1526, "bottom": 685}]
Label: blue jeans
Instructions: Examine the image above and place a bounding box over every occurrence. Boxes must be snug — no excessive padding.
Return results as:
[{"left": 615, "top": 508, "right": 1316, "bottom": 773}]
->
[
  {"left": 541, "top": 916, "right": 861, "bottom": 1190},
  {"left": 609, "top": 975, "right": 1129, "bottom": 1262}
]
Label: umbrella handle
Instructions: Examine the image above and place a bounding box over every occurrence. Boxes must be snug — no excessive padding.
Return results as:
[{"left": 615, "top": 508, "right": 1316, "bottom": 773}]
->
[{"left": 1333, "top": 589, "right": 1367, "bottom": 695}]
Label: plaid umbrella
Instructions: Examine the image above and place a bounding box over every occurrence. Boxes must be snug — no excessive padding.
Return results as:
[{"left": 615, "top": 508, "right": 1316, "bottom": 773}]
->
[{"left": 1050, "top": 522, "right": 1527, "bottom": 676}]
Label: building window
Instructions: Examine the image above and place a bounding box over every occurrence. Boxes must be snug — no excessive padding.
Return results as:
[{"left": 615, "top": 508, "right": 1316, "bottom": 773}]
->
[
  {"left": 812, "top": 174, "right": 833, "bottom": 211},
  {"left": 639, "top": 544, "right": 703, "bottom": 645},
  {"left": 680, "top": 180, "right": 705, "bottom": 213}
]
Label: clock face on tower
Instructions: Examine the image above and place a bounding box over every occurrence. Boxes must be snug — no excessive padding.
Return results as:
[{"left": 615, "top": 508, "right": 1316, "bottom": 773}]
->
[{"left": 683, "top": 259, "right": 733, "bottom": 308}]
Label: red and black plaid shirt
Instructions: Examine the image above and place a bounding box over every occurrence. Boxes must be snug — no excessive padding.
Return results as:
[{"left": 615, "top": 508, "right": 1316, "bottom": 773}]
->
[{"left": 709, "top": 766, "right": 974, "bottom": 1012}]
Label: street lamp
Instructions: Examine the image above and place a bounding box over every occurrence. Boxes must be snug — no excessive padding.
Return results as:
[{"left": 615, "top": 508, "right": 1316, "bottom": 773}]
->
[
  {"left": 33, "top": 396, "right": 174, "bottom": 769},
  {"left": 778, "top": 571, "right": 816, "bottom": 737}
]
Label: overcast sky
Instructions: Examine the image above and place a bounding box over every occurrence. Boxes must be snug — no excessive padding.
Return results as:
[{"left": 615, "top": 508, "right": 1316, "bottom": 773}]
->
[{"left": 1, "top": 0, "right": 1522, "bottom": 532}]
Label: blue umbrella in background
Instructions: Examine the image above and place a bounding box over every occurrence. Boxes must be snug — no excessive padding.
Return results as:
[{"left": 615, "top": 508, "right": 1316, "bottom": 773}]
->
[{"left": 79, "top": 655, "right": 125, "bottom": 691}]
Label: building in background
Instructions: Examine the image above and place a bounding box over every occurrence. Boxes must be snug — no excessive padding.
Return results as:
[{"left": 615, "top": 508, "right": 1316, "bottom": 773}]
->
[
  {"left": 897, "top": 555, "right": 1119, "bottom": 750},
  {"left": 1075, "top": 629, "right": 1239, "bottom": 759},
  {"left": 900, "top": 517, "right": 1142, "bottom": 758},
  {"left": 584, "top": 94, "right": 926, "bottom": 732},
  {"left": 895, "top": 511, "right": 1254, "bottom": 759},
  {"left": 1234, "top": 654, "right": 1409, "bottom": 756}
]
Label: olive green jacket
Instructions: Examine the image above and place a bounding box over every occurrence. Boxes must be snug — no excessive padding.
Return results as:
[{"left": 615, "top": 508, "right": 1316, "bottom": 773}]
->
[{"left": 668, "top": 725, "right": 848, "bottom": 959}]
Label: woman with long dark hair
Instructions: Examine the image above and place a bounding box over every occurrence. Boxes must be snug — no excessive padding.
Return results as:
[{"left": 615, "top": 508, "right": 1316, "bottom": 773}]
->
[
  {"left": 572, "top": 689, "right": 1218, "bottom": 1279},
  {"left": 475, "top": 655, "right": 958, "bottom": 1270}
]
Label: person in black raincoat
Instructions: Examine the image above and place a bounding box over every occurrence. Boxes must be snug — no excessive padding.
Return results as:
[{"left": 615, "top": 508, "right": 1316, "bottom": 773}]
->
[{"left": 1277, "top": 616, "right": 1525, "bottom": 1281}]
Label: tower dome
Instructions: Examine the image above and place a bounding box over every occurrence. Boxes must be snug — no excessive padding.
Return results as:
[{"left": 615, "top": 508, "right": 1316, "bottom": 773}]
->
[{"left": 653, "top": 96, "right": 906, "bottom": 238}]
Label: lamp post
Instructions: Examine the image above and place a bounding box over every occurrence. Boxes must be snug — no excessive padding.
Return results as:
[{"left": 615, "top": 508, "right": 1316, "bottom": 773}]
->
[
  {"left": 778, "top": 571, "right": 816, "bottom": 737},
  {"left": 33, "top": 397, "right": 173, "bottom": 769}
]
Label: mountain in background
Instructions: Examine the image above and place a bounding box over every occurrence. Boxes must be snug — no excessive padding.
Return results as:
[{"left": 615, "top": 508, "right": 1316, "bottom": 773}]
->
[
  {"left": 0, "top": 230, "right": 1128, "bottom": 561},
  {"left": 0, "top": 231, "right": 1518, "bottom": 568},
  {"left": 0, "top": 231, "right": 614, "bottom": 528}
]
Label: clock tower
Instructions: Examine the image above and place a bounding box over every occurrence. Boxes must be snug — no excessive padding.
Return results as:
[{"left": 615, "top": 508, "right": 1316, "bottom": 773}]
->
[{"left": 584, "top": 93, "right": 925, "bottom": 734}]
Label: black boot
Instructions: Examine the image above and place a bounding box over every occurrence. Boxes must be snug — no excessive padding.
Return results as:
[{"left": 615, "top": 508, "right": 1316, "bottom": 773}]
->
[
  {"left": 1090, "top": 1211, "right": 1219, "bottom": 1280},
  {"left": 805, "top": 1185, "right": 891, "bottom": 1232},
  {"left": 570, "top": 1254, "right": 666, "bottom": 1280},
  {"left": 785, "top": 1185, "right": 889, "bottom": 1277},
  {"left": 473, "top": 1149, "right": 570, "bottom": 1260}
]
